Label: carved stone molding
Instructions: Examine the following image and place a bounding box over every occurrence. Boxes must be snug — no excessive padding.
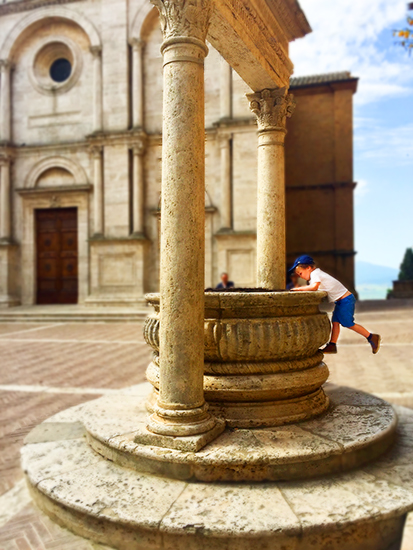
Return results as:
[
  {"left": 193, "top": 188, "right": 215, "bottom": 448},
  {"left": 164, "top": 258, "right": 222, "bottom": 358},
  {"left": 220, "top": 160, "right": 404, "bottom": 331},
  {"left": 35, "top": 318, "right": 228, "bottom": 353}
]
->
[
  {"left": 0, "top": 0, "right": 82, "bottom": 16},
  {"left": 150, "top": 0, "right": 213, "bottom": 43},
  {"left": 132, "top": 137, "right": 147, "bottom": 156},
  {"left": 247, "top": 87, "right": 295, "bottom": 131},
  {"left": 88, "top": 145, "right": 102, "bottom": 159}
]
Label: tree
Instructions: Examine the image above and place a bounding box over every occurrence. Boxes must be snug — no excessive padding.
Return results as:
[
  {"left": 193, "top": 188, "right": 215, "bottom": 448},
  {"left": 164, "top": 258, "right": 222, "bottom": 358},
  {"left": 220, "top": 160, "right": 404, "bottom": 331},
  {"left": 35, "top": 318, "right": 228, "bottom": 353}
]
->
[
  {"left": 398, "top": 248, "right": 413, "bottom": 281},
  {"left": 393, "top": 3, "right": 413, "bottom": 53}
]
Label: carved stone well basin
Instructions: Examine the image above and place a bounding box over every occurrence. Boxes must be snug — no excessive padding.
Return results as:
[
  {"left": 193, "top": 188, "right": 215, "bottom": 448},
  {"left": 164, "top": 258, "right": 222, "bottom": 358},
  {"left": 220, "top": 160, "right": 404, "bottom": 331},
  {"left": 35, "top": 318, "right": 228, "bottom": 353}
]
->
[{"left": 144, "top": 290, "right": 331, "bottom": 428}]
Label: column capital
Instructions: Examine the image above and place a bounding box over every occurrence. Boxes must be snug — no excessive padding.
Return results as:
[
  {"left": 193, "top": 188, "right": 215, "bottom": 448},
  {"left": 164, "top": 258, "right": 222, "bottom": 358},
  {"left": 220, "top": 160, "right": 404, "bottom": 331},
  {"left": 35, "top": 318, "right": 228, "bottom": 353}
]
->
[
  {"left": 89, "top": 145, "right": 103, "bottom": 158},
  {"left": 90, "top": 45, "right": 102, "bottom": 58},
  {"left": 132, "top": 138, "right": 147, "bottom": 156},
  {"left": 0, "top": 59, "right": 12, "bottom": 72},
  {"left": 217, "top": 133, "right": 231, "bottom": 148},
  {"left": 129, "top": 37, "right": 144, "bottom": 51},
  {"left": 0, "top": 154, "right": 11, "bottom": 167},
  {"left": 151, "top": 0, "right": 213, "bottom": 43},
  {"left": 247, "top": 87, "right": 295, "bottom": 132}
]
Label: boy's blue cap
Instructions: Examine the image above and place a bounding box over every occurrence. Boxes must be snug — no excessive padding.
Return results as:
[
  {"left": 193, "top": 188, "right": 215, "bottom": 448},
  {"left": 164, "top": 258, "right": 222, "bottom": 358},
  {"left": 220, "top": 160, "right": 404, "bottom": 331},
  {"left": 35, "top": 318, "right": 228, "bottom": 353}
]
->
[{"left": 288, "top": 255, "right": 315, "bottom": 274}]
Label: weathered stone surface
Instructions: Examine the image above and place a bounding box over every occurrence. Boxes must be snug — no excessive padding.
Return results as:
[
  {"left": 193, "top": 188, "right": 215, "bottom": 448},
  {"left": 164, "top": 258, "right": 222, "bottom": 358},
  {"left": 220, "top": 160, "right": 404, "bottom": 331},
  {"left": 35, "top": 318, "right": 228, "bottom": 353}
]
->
[
  {"left": 21, "top": 396, "right": 413, "bottom": 550},
  {"left": 145, "top": 291, "right": 331, "bottom": 428},
  {"left": 40, "top": 385, "right": 398, "bottom": 483}
]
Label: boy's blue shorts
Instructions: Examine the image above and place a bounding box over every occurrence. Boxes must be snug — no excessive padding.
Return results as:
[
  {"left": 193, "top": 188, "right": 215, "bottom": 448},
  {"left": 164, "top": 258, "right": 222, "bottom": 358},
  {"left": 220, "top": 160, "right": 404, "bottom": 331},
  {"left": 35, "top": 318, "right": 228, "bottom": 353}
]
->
[{"left": 332, "top": 294, "right": 356, "bottom": 328}]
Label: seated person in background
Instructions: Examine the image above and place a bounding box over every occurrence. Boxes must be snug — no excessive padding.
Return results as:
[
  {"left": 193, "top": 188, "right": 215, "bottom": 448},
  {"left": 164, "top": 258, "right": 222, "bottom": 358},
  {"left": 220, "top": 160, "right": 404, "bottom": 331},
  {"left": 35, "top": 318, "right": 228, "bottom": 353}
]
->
[{"left": 216, "top": 272, "right": 234, "bottom": 289}]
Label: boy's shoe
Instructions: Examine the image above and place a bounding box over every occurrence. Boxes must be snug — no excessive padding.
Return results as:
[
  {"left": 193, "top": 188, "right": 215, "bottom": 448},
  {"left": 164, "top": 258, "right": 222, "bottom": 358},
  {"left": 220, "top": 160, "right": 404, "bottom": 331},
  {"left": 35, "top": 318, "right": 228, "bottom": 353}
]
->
[
  {"left": 368, "top": 333, "right": 381, "bottom": 354},
  {"left": 320, "top": 342, "right": 337, "bottom": 354}
]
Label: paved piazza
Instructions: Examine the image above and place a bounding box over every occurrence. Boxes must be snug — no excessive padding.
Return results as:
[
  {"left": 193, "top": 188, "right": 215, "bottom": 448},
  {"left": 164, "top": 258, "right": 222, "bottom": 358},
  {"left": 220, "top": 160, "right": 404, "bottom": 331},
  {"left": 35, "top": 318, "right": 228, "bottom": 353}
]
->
[{"left": 0, "top": 306, "right": 412, "bottom": 549}]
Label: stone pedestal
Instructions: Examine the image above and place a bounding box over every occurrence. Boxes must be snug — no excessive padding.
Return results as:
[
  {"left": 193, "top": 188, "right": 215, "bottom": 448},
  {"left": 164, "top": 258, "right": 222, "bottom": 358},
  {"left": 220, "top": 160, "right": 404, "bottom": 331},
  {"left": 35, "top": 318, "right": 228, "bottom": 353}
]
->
[
  {"left": 84, "top": 237, "right": 149, "bottom": 307},
  {"left": 0, "top": 242, "right": 19, "bottom": 307}
]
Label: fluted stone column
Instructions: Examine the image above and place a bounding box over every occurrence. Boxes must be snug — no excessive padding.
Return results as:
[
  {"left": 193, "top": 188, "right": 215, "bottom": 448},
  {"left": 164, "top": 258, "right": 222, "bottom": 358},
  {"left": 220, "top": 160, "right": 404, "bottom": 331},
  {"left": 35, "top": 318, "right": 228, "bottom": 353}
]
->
[
  {"left": 0, "top": 61, "right": 11, "bottom": 143},
  {"left": 247, "top": 88, "right": 295, "bottom": 289},
  {"left": 0, "top": 155, "right": 11, "bottom": 242},
  {"left": 131, "top": 39, "right": 144, "bottom": 129},
  {"left": 90, "top": 47, "right": 103, "bottom": 133},
  {"left": 219, "top": 134, "right": 232, "bottom": 229},
  {"left": 132, "top": 140, "right": 146, "bottom": 236},
  {"left": 147, "top": 0, "right": 222, "bottom": 445},
  {"left": 90, "top": 146, "right": 104, "bottom": 237}
]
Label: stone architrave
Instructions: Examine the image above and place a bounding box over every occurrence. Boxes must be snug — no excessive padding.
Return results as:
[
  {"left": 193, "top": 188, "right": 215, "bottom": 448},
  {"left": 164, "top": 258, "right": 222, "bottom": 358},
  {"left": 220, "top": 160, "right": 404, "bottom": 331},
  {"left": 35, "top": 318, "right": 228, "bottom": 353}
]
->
[
  {"left": 132, "top": 138, "right": 146, "bottom": 236},
  {"left": 90, "top": 46, "right": 103, "bottom": 133},
  {"left": 0, "top": 154, "right": 11, "bottom": 241},
  {"left": 247, "top": 87, "right": 295, "bottom": 290},
  {"left": 89, "top": 145, "right": 104, "bottom": 237},
  {"left": 145, "top": 0, "right": 223, "bottom": 447},
  {"left": 0, "top": 60, "right": 11, "bottom": 143}
]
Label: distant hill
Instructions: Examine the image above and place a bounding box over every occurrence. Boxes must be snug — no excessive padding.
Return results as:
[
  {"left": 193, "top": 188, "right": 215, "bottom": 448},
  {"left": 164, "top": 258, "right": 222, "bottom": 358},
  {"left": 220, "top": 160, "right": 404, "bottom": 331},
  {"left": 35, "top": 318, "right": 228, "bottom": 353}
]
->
[
  {"left": 355, "top": 261, "right": 398, "bottom": 300},
  {"left": 356, "top": 261, "right": 398, "bottom": 286}
]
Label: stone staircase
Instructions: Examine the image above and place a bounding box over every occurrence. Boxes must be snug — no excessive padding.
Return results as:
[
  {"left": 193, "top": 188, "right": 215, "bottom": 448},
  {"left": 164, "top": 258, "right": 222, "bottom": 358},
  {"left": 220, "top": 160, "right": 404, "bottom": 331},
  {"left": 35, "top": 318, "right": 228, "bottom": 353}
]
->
[{"left": 0, "top": 305, "right": 150, "bottom": 323}]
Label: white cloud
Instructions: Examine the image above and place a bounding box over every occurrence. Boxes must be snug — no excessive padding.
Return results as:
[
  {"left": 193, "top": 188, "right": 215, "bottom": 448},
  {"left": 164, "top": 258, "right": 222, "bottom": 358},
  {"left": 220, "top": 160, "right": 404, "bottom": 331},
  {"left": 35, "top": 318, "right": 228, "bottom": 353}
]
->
[
  {"left": 290, "top": 0, "right": 413, "bottom": 105},
  {"left": 355, "top": 178, "right": 369, "bottom": 201},
  {"left": 355, "top": 120, "right": 413, "bottom": 164}
]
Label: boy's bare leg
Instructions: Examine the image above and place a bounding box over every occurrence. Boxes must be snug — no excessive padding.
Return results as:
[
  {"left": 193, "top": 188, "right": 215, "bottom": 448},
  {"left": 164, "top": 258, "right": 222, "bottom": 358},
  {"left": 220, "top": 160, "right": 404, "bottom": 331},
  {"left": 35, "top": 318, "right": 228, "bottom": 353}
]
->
[
  {"left": 348, "top": 323, "right": 370, "bottom": 339},
  {"left": 330, "top": 322, "right": 340, "bottom": 344}
]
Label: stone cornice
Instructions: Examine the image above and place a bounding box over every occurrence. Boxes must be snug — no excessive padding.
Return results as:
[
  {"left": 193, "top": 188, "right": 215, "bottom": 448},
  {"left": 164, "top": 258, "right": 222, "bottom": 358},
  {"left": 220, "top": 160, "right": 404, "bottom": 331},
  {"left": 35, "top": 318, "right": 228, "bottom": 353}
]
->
[
  {"left": 151, "top": 0, "right": 213, "bottom": 43},
  {"left": 16, "top": 184, "right": 92, "bottom": 195},
  {"left": 0, "top": 0, "right": 82, "bottom": 16},
  {"left": 260, "top": 0, "right": 312, "bottom": 42}
]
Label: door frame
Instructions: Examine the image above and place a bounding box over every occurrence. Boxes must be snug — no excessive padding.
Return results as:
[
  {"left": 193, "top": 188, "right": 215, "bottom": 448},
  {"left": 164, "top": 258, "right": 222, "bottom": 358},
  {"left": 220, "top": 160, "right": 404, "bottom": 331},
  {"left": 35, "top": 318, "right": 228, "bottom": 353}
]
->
[{"left": 18, "top": 188, "right": 91, "bottom": 305}]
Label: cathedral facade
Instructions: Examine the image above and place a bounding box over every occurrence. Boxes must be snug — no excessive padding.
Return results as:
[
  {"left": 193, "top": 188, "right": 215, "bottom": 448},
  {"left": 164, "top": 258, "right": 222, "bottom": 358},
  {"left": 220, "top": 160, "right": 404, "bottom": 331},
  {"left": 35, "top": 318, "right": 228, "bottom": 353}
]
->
[{"left": 0, "top": 0, "right": 357, "bottom": 307}]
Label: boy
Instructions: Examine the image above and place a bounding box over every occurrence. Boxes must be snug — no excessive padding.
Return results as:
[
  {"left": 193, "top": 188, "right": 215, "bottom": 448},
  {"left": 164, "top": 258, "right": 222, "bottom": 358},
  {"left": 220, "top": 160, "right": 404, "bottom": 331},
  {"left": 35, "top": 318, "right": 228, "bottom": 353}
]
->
[{"left": 289, "top": 255, "right": 381, "bottom": 354}]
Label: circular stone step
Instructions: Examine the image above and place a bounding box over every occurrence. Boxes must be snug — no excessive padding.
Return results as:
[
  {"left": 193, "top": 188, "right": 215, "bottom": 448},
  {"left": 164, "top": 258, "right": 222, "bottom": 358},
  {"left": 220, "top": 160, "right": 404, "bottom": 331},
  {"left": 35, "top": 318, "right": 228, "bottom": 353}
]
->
[
  {"left": 21, "top": 388, "right": 413, "bottom": 550},
  {"left": 83, "top": 384, "right": 395, "bottom": 482}
]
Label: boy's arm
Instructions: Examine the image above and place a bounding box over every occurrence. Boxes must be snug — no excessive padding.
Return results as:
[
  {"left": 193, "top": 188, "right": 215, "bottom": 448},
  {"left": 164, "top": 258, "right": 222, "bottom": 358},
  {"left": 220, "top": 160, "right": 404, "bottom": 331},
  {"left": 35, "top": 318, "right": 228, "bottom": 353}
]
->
[{"left": 291, "top": 282, "right": 321, "bottom": 292}]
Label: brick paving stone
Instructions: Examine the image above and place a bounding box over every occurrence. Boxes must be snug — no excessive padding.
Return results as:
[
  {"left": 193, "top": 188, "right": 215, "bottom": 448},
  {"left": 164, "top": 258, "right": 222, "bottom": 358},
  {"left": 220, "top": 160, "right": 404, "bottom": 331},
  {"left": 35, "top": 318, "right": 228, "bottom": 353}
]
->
[
  {"left": 0, "top": 503, "right": 113, "bottom": 549},
  {"left": 0, "top": 311, "right": 412, "bottom": 549},
  {"left": 0, "top": 326, "right": 49, "bottom": 337},
  {"left": 0, "top": 392, "right": 98, "bottom": 497}
]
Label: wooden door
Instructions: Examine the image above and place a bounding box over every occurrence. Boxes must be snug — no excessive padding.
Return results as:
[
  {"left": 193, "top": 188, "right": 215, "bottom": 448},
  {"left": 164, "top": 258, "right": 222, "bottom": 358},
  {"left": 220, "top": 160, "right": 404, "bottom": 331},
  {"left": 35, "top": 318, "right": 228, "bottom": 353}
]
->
[{"left": 36, "top": 208, "right": 78, "bottom": 304}]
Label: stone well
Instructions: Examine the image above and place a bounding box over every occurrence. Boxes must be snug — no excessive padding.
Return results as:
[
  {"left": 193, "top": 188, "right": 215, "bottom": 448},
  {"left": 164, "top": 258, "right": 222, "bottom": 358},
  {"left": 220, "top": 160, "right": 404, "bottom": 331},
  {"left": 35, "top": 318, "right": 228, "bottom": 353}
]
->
[{"left": 144, "top": 291, "right": 331, "bottom": 427}]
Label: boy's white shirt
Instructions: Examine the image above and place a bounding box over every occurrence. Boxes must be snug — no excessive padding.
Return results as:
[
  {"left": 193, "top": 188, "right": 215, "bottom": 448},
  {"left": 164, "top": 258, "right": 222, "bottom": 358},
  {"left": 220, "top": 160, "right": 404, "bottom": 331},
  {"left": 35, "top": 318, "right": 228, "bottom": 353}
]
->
[{"left": 309, "top": 268, "right": 348, "bottom": 303}]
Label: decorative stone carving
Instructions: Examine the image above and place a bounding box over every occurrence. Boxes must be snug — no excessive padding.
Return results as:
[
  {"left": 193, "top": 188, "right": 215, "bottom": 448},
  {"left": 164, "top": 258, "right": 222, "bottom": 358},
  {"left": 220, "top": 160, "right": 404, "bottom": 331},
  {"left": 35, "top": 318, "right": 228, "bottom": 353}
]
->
[
  {"left": 144, "top": 291, "right": 331, "bottom": 428},
  {"left": 151, "top": 0, "right": 213, "bottom": 42},
  {"left": 247, "top": 87, "right": 295, "bottom": 131}
]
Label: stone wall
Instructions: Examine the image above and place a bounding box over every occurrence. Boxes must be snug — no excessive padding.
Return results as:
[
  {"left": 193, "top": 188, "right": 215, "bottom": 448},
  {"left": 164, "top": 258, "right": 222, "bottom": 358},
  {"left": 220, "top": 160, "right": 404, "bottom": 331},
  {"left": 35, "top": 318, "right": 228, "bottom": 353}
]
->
[{"left": 0, "top": 0, "right": 357, "bottom": 305}]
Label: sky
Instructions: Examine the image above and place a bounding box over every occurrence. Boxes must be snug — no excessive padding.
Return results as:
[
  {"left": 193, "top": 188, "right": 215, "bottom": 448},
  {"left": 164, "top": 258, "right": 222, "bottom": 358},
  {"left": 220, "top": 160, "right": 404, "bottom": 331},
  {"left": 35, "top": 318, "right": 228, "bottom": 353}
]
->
[{"left": 289, "top": 0, "right": 413, "bottom": 271}]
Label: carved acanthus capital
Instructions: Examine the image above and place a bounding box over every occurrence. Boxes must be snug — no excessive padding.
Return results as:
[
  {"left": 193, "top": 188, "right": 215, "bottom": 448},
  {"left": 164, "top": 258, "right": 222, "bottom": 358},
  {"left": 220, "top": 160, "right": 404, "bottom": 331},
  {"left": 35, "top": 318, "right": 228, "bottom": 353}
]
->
[
  {"left": 151, "top": 0, "right": 213, "bottom": 43},
  {"left": 89, "top": 145, "right": 103, "bottom": 159},
  {"left": 0, "top": 59, "right": 12, "bottom": 73},
  {"left": 132, "top": 139, "right": 147, "bottom": 156},
  {"left": 247, "top": 88, "right": 295, "bottom": 131},
  {"left": 129, "top": 37, "right": 143, "bottom": 52}
]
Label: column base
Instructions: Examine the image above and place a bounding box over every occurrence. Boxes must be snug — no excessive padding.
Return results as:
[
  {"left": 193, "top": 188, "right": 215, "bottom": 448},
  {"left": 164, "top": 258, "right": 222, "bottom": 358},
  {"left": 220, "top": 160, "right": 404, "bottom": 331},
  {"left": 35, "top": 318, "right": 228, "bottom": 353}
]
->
[{"left": 135, "top": 416, "right": 225, "bottom": 452}]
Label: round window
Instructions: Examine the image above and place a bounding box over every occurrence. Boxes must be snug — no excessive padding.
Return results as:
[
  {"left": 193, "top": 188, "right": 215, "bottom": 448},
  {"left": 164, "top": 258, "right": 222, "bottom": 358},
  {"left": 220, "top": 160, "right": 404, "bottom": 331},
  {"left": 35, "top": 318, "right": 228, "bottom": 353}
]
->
[
  {"left": 50, "top": 58, "right": 72, "bottom": 83},
  {"left": 30, "top": 38, "right": 82, "bottom": 95}
]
